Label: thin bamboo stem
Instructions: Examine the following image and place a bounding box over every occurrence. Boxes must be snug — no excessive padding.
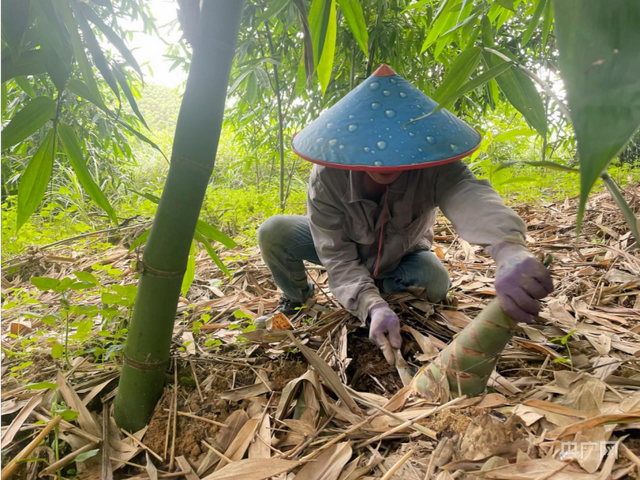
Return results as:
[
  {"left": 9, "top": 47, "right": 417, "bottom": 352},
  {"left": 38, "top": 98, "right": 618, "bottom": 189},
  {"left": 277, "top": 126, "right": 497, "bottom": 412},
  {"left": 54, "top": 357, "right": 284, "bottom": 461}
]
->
[
  {"left": 264, "top": 20, "right": 286, "bottom": 213},
  {"left": 1, "top": 415, "right": 61, "bottom": 478}
]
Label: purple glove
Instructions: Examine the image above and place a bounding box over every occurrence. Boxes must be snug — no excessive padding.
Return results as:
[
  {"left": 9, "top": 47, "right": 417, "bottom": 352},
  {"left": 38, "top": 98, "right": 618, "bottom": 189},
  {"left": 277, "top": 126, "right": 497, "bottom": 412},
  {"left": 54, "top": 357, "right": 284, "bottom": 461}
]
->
[
  {"left": 369, "top": 302, "right": 402, "bottom": 365},
  {"left": 492, "top": 242, "right": 554, "bottom": 323}
]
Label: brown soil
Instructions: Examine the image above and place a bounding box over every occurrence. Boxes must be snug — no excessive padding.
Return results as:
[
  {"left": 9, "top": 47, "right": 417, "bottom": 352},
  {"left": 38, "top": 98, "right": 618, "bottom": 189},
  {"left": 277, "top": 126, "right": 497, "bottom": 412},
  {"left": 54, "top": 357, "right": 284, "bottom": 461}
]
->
[
  {"left": 347, "top": 331, "right": 404, "bottom": 394},
  {"left": 143, "top": 357, "right": 312, "bottom": 460},
  {"left": 144, "top": 363, "right": 243, "bottom": 460},
  {"left": 267, "top": 358, "right": 308, "bottom": 390},
  {"left": 422, "top": 408, "right": 475, "bottom": 437}
]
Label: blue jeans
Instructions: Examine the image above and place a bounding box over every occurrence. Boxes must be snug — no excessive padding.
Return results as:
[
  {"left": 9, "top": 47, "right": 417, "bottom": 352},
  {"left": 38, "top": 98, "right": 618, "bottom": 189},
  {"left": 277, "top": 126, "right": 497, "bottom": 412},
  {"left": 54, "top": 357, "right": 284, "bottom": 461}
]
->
[{"left": 258, "top": 215, "right": 451, "bottom": 305}]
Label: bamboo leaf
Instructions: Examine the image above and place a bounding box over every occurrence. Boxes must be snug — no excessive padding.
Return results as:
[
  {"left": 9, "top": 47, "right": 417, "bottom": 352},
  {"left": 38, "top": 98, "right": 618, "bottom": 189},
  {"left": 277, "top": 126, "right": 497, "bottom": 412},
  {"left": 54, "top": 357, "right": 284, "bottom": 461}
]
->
[
  {"left": 338, "top": 0, "right": 369, "bottom": 57},
  {"left": 442, "top": 10, "right": 480, "bottom": 37},
  {"left": 181, "top": 241, "right": 196, "bottom": 297},
  {"left": 201, "top": 458, "right": 300, "bottom": 480},
  {"left": 58, "top": 122, "right": 118, "bottom": 226},
  {"left": 289, "top": 333, "right": 361, "bottom": 414},
  {"left": 433, "top": 46, "right": 482, "bottom": 102},
  {"left": 113, "top": 65, "right": 148, "bottom": 128},
  {"left": 481, "top": 14, "right": 495, "bottom": 47},
  {"left": 554, "top": 0, "right": 640, "bottom": 233},
  {"left": 128, "top": 228, "right": 150, "bottom": 252},
  {"left": 1, "top": 50, "right": 47, "bottom": 83},
  {"left": 14, "top": 76, "right": 37, "bottom": 99},
  {"left": 309, "top": 0, "right": 331, "bottom": 65},
  {"left": 17, "top": 129, "right": 56, "bottom": 231},
  {"left": 521, "top": 0, "right": 547, "bottom": 45},
  {"left": 407, "top": 61, "right": 513, "bottom": 125},
  {"left": 254, "top": 66, "right": 271, "bottom": 90},
  {"left": 494, "top": 0, "right": 515, "bottom": 11},
  {"left": 195, "top": 220, "right": 236, "bottom": 249},
  {"left": 1, "top": 96, "right": 56, "bottom": 150},
  {"left": 295, "top": 52, "right": 309, "bottom": 96},
  {"left": 132, "top": 189, "right": 161, "bottom": 204},
  {"left": 495, "top": 160, "right": 578, "bottom": 173},
  {"left": 229, "top": 69, "right": 253, "bottom": 95},
  {"left": 293, "top": 0, "right": 314, "bottom": 83},
  {"left": 33, "top": 0, "right": 72, "bottom": 91},
  {"left": 493, "top": 127, "right": 536, "bottom": 142},
  {"left": 541, "top": 0, "right": 553, "bottom": 48},
  {"left": 422, "top": 10, "right": 456, "bottom": 52},
  {"left": 484, "top": 49, "right": 547, "bottom": 137},
  {"left": 601, "top": 173, "right": 640, "bottom": 245},
  {"left": 89, "top": 0, "right": 114, "bottom": 13},
  {"left": 194, "top": 232, "right": 231, "bottom": 278},
  {"left": 401, "top": 0, "right": 430, "bottom": 13},
  {"left": 55, "top": 0, "right": 104, "bottom": 107},
  {"left": 77, "top": 2, "right": 144, "bottom": 79},
  {"left": 245, "top": 72, "right": 257, "bottom": 105},
  {"left": 67, "top": 79, "right": 109, "bottom": 115},
  {"left": 116, "top": 118, "right": 168, "bottom": 161},
  {"left": 72, "top": 2, "right": 120, "bottom": 101},
  {"left": 309, "top": 0, "right": 337, "bottom": 95},
  {"left": 1, "top": 0, "right": 31, "bottom": 58},
  {"left": 318, "top": 0, "right": 336, "bottom": 96},
  {"left": 257, "top": 0, "right": 290, "bottom": 23},
  {"left": 523, "top": 161, "right": 579, "bottom": 172}
]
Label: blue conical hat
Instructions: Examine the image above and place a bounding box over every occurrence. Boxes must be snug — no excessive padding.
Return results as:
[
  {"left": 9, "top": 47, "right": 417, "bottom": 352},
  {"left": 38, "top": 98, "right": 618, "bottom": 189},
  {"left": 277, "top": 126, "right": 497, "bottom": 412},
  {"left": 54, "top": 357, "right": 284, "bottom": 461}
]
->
[{"left": 292, "top": 65, "right": 481, "bottom": 171}]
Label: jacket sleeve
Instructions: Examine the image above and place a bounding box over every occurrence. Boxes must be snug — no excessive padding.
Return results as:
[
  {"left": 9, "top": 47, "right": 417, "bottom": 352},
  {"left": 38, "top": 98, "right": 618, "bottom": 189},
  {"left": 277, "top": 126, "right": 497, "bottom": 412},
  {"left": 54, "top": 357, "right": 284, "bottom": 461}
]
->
[
  {"left": 434, "top": 160, "right": 528, "bottom": 257},
  {"left": 307, "top": 177, "right": 383, "bottom": 322}
]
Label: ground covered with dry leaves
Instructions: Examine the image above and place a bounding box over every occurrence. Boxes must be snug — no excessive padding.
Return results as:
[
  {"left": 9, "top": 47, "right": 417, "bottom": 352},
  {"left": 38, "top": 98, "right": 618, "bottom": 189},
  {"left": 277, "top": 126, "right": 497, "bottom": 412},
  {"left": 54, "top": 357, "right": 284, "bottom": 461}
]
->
[{"left": 2, "top": 187, "right": 640, "bottom": 479}]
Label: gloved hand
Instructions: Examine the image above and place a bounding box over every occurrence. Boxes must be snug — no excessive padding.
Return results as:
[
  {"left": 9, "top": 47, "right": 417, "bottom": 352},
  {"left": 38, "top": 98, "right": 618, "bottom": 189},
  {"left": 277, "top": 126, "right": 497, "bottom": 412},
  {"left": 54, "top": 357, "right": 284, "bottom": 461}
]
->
[
  {"left": 369, "top": 302, "right": 402, "bottom": 365},
  {"left": 492, "top": 242, "right": 554, "bottom": 323}
]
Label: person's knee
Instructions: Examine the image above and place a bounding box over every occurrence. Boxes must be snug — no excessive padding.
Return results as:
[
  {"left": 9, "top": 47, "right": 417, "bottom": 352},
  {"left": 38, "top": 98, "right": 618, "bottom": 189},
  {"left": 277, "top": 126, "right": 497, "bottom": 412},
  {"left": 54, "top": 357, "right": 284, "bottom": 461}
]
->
[
  {"left": 258, "top": 215, "right": 296, "bottom": 256},
  {"left": 402, "top": 252, "right": 451, "bottom": 302},
  {"left": 426, "top": 276, "right": 450, "bottom": 302}
]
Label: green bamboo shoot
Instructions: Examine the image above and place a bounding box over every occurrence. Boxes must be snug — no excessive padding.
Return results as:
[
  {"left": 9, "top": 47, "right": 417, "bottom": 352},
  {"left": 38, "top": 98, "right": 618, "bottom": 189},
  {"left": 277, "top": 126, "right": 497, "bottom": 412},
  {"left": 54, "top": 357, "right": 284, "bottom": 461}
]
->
[
  {"left": 414, "top": 299, "right": 517, "bottom": 400},
  {"left": 114, "top": 0, "right": 245, "bottom": 431}
]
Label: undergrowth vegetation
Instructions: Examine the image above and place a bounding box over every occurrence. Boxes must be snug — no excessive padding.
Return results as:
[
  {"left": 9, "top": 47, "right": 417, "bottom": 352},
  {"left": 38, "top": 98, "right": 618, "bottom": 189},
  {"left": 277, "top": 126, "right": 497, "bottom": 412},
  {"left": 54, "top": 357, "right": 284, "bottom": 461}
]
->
[
  {"left": 3, "top": 102, "right": 638, "bottom": 259},
  {"left": 4, "top": 83, "right": 638, "bottom": 260}
]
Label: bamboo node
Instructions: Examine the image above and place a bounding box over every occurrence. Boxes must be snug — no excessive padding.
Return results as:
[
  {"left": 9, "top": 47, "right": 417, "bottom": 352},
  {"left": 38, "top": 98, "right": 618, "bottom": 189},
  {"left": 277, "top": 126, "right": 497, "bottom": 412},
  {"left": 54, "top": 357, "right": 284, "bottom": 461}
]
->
[
  {"left": 123, "top": 353, "right": 170, "bottom": 372},
  {"left": 138, "top": 261, "right": 186, "bottom": 278}
]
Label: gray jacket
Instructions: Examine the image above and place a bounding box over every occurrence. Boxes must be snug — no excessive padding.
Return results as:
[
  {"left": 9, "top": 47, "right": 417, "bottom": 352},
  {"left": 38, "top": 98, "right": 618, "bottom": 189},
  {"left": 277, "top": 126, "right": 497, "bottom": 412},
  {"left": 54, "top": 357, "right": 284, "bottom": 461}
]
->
[{"left": 307, "top": 160, "right": 527, "bottom": 321}]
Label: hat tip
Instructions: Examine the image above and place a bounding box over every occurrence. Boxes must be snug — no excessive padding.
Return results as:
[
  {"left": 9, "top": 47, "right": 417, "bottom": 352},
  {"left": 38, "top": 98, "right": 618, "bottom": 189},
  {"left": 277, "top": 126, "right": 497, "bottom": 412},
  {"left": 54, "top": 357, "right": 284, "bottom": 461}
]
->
[{"left": 373, "top": 64, "right": 396, "bottom": 77}]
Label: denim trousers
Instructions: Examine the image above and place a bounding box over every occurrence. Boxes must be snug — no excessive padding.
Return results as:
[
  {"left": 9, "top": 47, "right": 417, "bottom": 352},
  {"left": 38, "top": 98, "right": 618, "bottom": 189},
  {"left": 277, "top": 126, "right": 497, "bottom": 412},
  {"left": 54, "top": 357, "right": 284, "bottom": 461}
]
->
[{"left": 258, "top": 215, "right": 451, "bottom": 305}]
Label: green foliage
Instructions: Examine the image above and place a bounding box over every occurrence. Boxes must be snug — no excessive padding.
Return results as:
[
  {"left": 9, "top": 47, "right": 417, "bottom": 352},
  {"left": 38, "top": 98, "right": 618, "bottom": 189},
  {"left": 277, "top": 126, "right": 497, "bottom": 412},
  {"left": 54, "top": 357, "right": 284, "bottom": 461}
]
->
[
  {"left": 551, "top": 329, "right": 577, "bottom": 370},
  {"left": 202, "top": 185, "right": 307, "bottom": 244},
  {"left": 1, "top": 96, "right": 56, "bottom": 149},
  {"left": 16, "top": 129, "right": 56, "bottom": 231},
  {"left": 1, "top": 0, "right": 158, "bottom": 230},
  {"left": 554, "top": 0, "right": 640, "bottom": 233}
]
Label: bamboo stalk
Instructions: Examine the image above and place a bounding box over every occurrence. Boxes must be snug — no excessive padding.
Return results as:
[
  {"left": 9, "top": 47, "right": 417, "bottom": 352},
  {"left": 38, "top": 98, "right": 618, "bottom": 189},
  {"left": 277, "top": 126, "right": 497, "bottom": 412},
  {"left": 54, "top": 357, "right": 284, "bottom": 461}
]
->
[
  {"left": 1, "top": 415, "right": 61, "bottom": 478},
  {"left": 264, "top": 20, "right": 286, "bottom": 212},
  {"left": 113, "top": 0, "right": 246, "bottom": 431}
]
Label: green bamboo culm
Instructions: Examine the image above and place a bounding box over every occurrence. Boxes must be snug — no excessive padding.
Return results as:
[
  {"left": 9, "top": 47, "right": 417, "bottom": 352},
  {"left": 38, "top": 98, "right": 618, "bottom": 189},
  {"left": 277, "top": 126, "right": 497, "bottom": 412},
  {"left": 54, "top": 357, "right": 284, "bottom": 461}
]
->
[
  {"left": 114, "top": 0, "right": 245, "bottom": 431},
  {"left": 414, "top": 299, "right": 517, "bottom": 399}
]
